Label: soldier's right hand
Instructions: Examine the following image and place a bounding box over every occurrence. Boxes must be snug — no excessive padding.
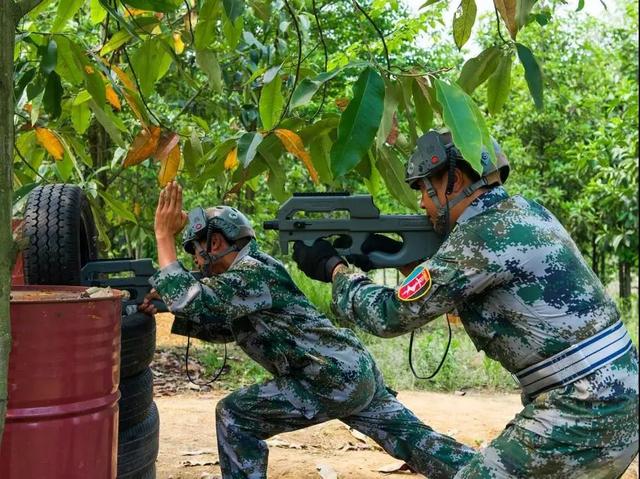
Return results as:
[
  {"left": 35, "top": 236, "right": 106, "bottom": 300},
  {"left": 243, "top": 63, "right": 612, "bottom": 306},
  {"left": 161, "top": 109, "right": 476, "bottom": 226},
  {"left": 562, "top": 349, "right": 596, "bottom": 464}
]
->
[{"left": 138, "top": 289, "right": 161, "bottom": 316}]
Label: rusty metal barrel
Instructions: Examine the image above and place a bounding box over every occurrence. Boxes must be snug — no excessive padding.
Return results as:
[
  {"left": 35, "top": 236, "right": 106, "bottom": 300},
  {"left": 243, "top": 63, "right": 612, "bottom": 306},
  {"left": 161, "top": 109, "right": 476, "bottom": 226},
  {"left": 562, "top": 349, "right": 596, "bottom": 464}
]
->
[{"left": 0, "top": 286, "right": 122, "bottom": 479}]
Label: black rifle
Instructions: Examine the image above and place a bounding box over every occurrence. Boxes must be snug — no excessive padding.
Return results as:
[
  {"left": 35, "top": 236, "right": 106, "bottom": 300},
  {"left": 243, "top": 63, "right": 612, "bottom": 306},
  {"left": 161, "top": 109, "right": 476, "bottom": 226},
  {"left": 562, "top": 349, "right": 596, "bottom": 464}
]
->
[{"left": 264, "top": 193, "right": 443, "bottom": 269}]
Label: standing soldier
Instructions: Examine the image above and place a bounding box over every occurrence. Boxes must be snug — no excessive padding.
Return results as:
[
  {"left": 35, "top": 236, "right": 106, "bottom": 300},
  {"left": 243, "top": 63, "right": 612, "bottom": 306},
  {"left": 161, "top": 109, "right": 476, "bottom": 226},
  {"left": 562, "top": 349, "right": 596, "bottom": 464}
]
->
[
  {"left": 293, "top": 130, "right": 639, "bottom": 478},
  {"left": 140, "top": 181, "right": 479, "bottom": 479}
]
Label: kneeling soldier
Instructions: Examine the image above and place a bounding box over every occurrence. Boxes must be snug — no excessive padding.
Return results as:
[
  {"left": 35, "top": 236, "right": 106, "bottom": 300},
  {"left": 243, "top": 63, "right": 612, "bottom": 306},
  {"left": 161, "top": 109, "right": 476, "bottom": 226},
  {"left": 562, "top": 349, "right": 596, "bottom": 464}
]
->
[{"left": 141, "top": 181, "right": 476, "bottom": 479}]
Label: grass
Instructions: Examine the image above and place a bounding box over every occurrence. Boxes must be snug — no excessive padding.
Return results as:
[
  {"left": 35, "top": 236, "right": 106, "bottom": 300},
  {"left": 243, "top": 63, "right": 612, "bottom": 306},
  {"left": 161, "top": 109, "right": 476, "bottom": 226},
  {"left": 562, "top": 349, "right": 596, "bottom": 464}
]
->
[{"left": 197, "top": 269, "right": 639, "bottom": 393}]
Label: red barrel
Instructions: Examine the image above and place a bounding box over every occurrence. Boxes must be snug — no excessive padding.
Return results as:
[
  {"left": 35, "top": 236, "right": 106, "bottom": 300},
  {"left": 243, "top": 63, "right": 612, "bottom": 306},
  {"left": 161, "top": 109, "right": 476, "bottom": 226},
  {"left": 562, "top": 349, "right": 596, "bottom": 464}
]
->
[{"left": 1, "top": 286, "right": 122, "bottom": 479}]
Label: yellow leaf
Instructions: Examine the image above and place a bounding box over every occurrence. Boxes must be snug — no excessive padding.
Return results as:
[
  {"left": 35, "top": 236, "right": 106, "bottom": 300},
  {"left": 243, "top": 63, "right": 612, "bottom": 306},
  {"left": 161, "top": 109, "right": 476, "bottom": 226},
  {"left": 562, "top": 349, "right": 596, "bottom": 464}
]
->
[
  {"left": 84, "top": 65, "right": 95, "bottom": 74},
  {"left": 123, "top": 7, "right": 148, "bottom": 16},
  {"left": 159, "top": 143, "right": 181, "bottom": 186},
  {"left": 106, "top": 86, "right": 122, "bottom": 110},
  {"left": 224, "top": 147, "right": 238, "bottom": 170},
  {"left": 105, "top": 62, "right": 136, "bottom": 91},
  {"left": 494, "top": 0, "right": 518, "bottom": 39},
  {"left": 35, "top": 127, "right": 65, "bottom": 160},
  {"left": 273, "top": 129, "right": 319, "bottom": 184},
  {"left": 123, "top": 126, "right": 161, "bottom": 167},
  {"left": 134, "top": 203, "right": 142, "bottom": 217},
  {"left": 173, "top": 32, "right": 185, "bottom": 54},
  {"left": 155, "top": 132, "right": 180, "bottom": 163}
]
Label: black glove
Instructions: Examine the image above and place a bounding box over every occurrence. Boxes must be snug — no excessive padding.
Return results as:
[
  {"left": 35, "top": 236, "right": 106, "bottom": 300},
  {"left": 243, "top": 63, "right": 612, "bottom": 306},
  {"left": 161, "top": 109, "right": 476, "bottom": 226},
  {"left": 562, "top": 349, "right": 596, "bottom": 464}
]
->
[
  {"left": 344, "top": 234, "right": 403, "bottom": 272},
  {"left": 292, "top": 239, "right": 346, "bottom": 282}
]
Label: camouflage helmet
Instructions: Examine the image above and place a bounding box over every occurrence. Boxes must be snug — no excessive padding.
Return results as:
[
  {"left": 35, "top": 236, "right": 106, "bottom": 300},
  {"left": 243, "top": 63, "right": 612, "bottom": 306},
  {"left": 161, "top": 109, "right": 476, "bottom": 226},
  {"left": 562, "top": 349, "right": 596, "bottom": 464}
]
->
[
  {"left": 405, "top": 130, "right": 509, "bottom": 189},
  {"left": 182, "top": 205, "right": 255, "bottom": 254}
]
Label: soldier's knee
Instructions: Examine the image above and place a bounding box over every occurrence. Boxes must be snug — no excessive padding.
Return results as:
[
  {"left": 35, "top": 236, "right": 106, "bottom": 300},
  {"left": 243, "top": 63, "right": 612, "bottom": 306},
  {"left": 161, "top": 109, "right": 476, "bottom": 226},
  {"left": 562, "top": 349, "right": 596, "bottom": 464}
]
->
[{"left": 216, "top": 395, "right": 235, "bottom": 421}]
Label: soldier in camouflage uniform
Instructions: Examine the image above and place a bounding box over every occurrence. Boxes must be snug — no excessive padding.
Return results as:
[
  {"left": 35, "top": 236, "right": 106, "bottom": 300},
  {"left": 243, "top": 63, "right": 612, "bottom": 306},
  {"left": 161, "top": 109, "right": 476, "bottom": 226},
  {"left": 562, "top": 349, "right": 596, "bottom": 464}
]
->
[
  {"left": 141, "top": 181, "right": 478, "bottom": 479},
  {"left": 293, "top": 131, "right": 639, "bottom": 478}
]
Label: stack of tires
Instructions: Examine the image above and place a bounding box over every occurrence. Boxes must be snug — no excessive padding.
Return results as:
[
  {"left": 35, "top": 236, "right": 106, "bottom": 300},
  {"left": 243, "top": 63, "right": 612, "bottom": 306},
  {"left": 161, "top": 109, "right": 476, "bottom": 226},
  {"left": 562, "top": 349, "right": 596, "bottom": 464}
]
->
[{"left": 22, "top": 184, "right": 159, "bottom": 479}]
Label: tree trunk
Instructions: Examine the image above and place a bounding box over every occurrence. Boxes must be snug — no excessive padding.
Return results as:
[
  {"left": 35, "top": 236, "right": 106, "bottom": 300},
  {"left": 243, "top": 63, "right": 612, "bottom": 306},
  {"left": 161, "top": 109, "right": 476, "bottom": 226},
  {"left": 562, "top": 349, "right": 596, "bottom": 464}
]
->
[
  {"left": 600, "top": 248, "right": 606, "bottom": 285},
  {"left": 619, "top": 261, "right": 631, "bottom": 299},
  {"left": 0, "top": 0, "right": 18, "bottom": 447},
  {"left": 1, "top": 0, "right": 45, "bottom": 446},
  {"left": 591, "top": 235, "right": 599, "bottom": 277}
]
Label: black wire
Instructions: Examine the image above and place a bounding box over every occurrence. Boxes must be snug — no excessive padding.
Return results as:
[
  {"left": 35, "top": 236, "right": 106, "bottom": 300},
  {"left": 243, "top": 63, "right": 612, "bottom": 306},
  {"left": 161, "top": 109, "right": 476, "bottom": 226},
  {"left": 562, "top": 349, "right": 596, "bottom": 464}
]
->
[
  {"left": 277, "top": 0, "right": 303, "bottom": 127},
  {"left": 408, "top": 315, "right": 452, "bottom": 380},
  {"left": 310, "top": 0, "right": 328, "bottom": 121},
  {"left": 185, "top": 330, "right": 228, "bottom": 387},
  {"left": 352, "top": 0, "right": 391, "bottom": 70}
]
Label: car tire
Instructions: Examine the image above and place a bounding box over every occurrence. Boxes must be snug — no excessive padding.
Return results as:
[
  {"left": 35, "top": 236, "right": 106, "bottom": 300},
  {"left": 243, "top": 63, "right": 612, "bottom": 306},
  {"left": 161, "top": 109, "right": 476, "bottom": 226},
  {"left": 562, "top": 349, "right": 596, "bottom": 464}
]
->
[
  {"left": 120, "top": 312, "right": 156, "bottom": 379},
  {"left": 23, "top": 184, "right": 98, "bottom": 285},
  {"left": 119, "top": 368, "right": 154, "bottom": 430},
  {"left": 117, "top": 401, "right": 159, "bottom": 479}
]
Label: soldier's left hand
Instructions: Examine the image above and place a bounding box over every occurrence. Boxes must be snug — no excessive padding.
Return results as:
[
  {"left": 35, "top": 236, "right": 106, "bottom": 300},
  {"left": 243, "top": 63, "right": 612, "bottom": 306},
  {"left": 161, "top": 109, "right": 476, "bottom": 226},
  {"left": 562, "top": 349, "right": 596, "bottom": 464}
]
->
[
  {"left": 292, "top": 239, "right": 346, "bottom": 282},
  {"left": 155, "top": 181, "right": 188, "bottom": 239}
]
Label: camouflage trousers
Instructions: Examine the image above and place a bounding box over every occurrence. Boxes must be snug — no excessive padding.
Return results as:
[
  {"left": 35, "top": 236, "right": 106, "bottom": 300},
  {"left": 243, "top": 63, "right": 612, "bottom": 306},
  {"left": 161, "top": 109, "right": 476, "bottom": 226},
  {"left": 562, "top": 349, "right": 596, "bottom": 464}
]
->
[
  {"left": 455, "top": 350, "right": 639, "bottom": 479},
  {"left": 215, "top": 351, "right": 638, "bottom": 479},
  {"left": 215, "top": 373, "right": 475, "bottom": 479}
]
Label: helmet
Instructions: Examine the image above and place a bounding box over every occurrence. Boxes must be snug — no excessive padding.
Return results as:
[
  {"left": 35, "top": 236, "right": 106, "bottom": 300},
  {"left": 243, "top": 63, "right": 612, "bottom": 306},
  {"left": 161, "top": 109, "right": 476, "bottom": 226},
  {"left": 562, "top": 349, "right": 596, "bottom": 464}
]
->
[
  {"left": 182, "top": 205, "right": 255, "bottom": 254},
  {"left": 405, "top": 130, "right": 509, "bottom": 189}
]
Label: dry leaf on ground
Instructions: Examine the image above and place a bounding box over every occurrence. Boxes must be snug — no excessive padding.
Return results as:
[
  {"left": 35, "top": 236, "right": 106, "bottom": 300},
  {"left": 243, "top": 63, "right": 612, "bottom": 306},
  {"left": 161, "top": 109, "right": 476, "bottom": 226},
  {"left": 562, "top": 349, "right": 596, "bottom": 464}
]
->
[{"left": 316, "top": 463, "right": 338, "bottom": 479}]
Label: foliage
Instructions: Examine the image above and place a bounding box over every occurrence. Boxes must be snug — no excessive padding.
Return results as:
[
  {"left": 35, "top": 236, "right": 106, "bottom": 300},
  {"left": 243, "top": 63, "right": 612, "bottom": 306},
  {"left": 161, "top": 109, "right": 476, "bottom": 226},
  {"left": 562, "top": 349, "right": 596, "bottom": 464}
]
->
[
  {"left": 11, "top": 0, "right": 558, "bottom": 256},
  {"left": 471, "top": 3, "right": 638, "bottom": 287}
]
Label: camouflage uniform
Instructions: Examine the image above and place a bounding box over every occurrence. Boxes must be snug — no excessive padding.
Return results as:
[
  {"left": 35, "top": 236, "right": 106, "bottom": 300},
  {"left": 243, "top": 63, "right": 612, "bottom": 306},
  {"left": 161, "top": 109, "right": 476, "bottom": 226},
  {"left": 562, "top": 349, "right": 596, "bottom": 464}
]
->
[
  {"left": 333, "top": 186, "right": 639, "bottom": 478},
  {"left": 150, "top": 240, "right": 476, "bottom": 479}
]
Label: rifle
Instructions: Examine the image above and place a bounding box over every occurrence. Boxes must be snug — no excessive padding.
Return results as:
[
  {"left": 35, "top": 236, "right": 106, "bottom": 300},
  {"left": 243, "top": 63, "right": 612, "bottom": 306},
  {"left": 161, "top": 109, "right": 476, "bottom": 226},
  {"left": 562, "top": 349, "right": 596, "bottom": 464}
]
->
[
  {"left": 263, "top": 193, "right": 443, "bottom": 269},
  {"left": 80, "top": 259, "right": 170, "bottom": 315}
]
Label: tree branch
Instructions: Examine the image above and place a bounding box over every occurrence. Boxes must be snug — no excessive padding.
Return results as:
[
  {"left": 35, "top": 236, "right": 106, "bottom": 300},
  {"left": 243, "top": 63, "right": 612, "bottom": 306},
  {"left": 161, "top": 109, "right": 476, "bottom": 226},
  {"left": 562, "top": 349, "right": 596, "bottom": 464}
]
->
[{"left": 14, "top": 0, "right": 45, "bottom": 21}]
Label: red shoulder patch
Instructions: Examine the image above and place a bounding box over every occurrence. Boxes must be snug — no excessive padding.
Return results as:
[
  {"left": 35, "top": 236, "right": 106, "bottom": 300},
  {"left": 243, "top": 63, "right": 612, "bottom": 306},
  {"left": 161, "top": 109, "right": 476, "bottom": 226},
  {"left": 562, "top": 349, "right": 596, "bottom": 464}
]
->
[{"left": 397, "top": 265, "right": 432, "bottom": 302}]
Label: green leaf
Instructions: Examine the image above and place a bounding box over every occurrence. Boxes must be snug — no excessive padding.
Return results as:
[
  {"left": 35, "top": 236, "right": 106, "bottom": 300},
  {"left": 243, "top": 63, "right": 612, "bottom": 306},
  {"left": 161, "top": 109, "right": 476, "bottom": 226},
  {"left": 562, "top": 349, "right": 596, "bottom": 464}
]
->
[
  {"left": 399, "top": 77, "right": 419, "bottom": 144},
  {"left": 43, "top": 72, "right": 63, "bottom": 119},
  {"left": 89, "top": 100, "right": 124, "bottom": 147},
  {"left": 259, "top": 75, "right": 283, "bottom": 130},
  {"left": 486, "top": 54, "right": 512, "bottom": 115},
  {"left": 183, "top": 132, "right": 204, "bottom": 177},
  {"left": 249, "top": 0, "right": 272, "bottom": 21},
  {"left": 90, "top": 0, "right": 107, "bottom": 24},
  {"left": 99, "top": 191, "right": 137, "bottom": 223},
  {"left": 412, "top": 78, "right": 433, "bottom": 133},
  {"left": 54, "top": 37, "right": 84, "bottom": 85},
  {"left": 457, "top": 45, "right": 501, "bottom": 94},
  {"left": 464, "top": 94, "right": 497, "bottom": 167},
  {"left": 330, "top": 67, "right": 385, "bottom": 178},
  {"left": 224, "top": 0, "right": 245, "bottom": 22},
  {"left": 15, "top": 68, "right": 36, "bottom": 100},
  {"left": 100, "top": 30, "right": 133, "bottom": 56},
  {"left": 377, "top": 79, "right": 401, "bottom": 149},
  {"left": 83, "top": 64, "right": 106, "bottom": 107},
  {"left": 237, "top": 132, "right": 263, "bottom": 167},
  {"left": 576, "top": 0, "right": 584, "bottom": 11},
  {"left": 309, "top": 133, "right": 334, "bottom": 183},
  {"left": 13, "top": 183, "right": 38, "bottom": 204},
  {"left": 222, "top": 14, "right": 243, "bottom": 49},
  {"left": 420, "top": 0, "right": 444, "bottom": 7},
  {"left": 258, "top": 138, "right": 288, "bottom": 202},
  {"left": 376, "top": 147, "right": 418, "bottom": 210},
  {"left": 55, "top": 154, "right": 74, "bottom": 182},
  {"left": 40, "top": 39, "right": 57, "bottom": 75},
  {"left": 131, "top": 38, "right": 173, "bottom": 96},
  {"left": 516, "top": 0, "right": 537, "bottom": 28},
  {"left": 434, "top": 78, "right": 483, "bottom": 174},
  {"left": 195, "top": 0, "right": 220, "bottom": 49},
  {"left": 290, "top": 68, "right": 342, "bottom": 109},
  {"left": 453, "top": 0, "right": 477, "bottom": 50},
  {"left": 124, "top": 0, "right": 181, "bottom": 12},
  {"left": 52, "top": 0, "right": 84, "bottom": 33},
  {"left": 516, "top": 43, "right": 543, "bottom": 110},
  {"left": 71, "top": 101, "right": 92, "bottom": 134},
  {"left": 195, "top": 49, "right": 222, "bottom": 92}
]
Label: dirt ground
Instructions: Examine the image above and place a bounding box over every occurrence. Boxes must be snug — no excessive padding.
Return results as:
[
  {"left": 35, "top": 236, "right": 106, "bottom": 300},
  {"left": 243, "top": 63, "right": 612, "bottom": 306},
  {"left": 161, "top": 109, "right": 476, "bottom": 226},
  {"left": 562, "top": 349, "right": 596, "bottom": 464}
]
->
[{"left": 153, "top": 314, "right": 639, "bottom": 479}]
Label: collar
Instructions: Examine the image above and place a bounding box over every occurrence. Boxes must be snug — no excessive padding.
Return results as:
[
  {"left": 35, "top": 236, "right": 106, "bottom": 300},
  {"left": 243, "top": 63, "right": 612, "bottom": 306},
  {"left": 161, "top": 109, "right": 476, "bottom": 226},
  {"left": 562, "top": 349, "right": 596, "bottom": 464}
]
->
[
  {"left": 229, "top": 239, "right": 258, "bottom": 268},
  {"left": 456, "top": 186, "right": 509, "bottom": 224}
]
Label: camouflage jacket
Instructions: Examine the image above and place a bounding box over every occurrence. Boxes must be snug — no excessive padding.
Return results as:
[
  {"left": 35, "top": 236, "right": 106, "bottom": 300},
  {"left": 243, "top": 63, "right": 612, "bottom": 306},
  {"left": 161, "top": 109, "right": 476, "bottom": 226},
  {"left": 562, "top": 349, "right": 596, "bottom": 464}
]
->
[
  {"left": 150, "top": 240, "right": 379, "bottom": 412},
  {"left": 332, "top": 186, "right": 630, "bottom": 374}
]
